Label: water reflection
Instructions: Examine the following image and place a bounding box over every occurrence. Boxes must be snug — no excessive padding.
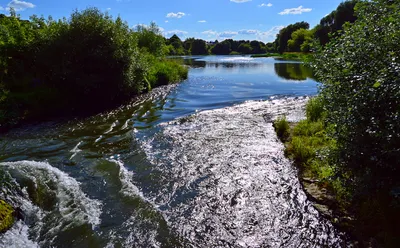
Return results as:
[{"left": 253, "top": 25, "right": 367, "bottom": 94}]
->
[
  {"left": 178, "top": 56, "right": 316, "bottom": 82},
  {"left": 274, "top": 62, "right": 315, "bottom": 81}
]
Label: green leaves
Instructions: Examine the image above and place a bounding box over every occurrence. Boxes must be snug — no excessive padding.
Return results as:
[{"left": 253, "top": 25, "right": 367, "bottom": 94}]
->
[
  {"left": 311, "top": 0, "right": 400, "bottom": 198},
  {"left": 373, "top": 82, "right": 381, "bottom": 88}
]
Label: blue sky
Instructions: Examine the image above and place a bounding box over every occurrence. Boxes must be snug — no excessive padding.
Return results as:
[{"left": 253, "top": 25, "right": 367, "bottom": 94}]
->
[{"left": 0, "top": 0, "right": 344, "bottom": 42}]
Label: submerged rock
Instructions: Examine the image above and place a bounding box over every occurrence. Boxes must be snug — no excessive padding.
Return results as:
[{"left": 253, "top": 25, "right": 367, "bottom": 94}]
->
[{"left": 0, "top": 199, "right": 14, "bottom": 233}]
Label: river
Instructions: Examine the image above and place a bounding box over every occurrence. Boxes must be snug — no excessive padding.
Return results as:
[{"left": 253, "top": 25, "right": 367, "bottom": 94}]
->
[{"left": 0, "top": 56, "right": 349, "bottom": 247}]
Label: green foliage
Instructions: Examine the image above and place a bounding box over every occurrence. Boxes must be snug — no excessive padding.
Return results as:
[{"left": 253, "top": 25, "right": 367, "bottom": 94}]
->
[
  {"left": 0, "top": 8, "right": 187, "bottom": 128},
  {"left": 211, "top": 40, "right": 231, "bottom": 55},
  {"left": 166, "top": 34, "right": 186, "bottom": 55},
  {"left": 189, "top": 39, "right": 208, "bottom": 55},
  {"left": 237, "top": 43, "right": 252, "bottom": 54},
  {"left": 134, "top": 22, "right": 166, "bottom": 56},
  {"left": 275, "top": 21, "right": 310, "bottom": 54},
  {"left": 287, "top": 28, "right": 314, "bottom": 52},
  {"left": 273, "top": 116, "right": 290, "bottom": 142},
  {"left": 314, "top": 0, "right": 359, "bottom": 45},
  {"left": 165, "top": 36, "right": 272, "bottom": 56},
  {"left": 312, "top": 0, "right": 400, "bottom": 244},
  {"left": 147, "top": 59, "right": 188, "bottom": 88},
  {"left": 312, "top": 0, "right": 400, "bottom": 191},
  {"left": 306, "top": 97, "right": 326, "bottom": 122},
  {"left": 0, "top": 199, "right": 14, "bottom": 232}
]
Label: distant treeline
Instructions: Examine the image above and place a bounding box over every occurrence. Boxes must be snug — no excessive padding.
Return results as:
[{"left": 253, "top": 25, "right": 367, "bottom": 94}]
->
[
  {"left": 166, "top": 0, "right": 358, "bottom": 55},
  {"left": 0, "top": 8, "right": 188, "bottom": 129}
]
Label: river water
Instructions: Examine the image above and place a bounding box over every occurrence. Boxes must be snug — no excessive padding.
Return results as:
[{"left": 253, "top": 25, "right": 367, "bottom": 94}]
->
[{"left": 0, "top": 56, "right": 349, "bottom": 247}]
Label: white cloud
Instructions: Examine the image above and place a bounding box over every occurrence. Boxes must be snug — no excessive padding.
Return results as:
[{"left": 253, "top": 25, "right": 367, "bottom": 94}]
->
[
  {"left": 257, "top": 25, "right": 285, "bottom": 42},
  {"left": 164, "top": 29, "right": 188, "bottom": 36},
  {"left": 238, "top": 29, "right": 259, "bottom": 35},
  {"left": 2, "top": 0, "right": 35, "bottom": 11},
  {"left": 198, "top": 20, "right": 207, "bottom": 23},
  {"left": 258, "top": 3, "right": 272, "bottom": 7},
  {"left": 230, "top": 0, "right": 252, "bottom": 3},
  {"left": 279, "top": 6, "right": 312, "bottom": 15},
  {"left": 202, "top": 30, "right": 218, "bottom": 36},
  {"left": 166, "top": 12, "right": 186, "bottom": 18},
  {"left": 106, "top": 8, "right": 111, "bottom": 11},
  {"left": 165, "top": 20, "right": 169, "bottom": 23},
  {"left": 218, "top": 31, "right": 238, "bottom": 38}
]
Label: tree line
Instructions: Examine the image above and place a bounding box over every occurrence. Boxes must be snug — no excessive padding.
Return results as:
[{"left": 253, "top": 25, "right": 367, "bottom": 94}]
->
[
  {"left": 165, "top": 35, "right": 276, "bottom": 56},
  {"left": 0, "top": 8, "right": 188, "bottom": 130},
  {"left": 166, "top": 0, "right": 358, "bottom": 56}
]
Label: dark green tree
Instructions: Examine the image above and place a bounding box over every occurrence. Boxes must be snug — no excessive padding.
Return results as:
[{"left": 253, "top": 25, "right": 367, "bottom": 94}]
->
[
  {"left": 314, "top": 0, "right": 358, "bottom": 45},
  {"left": 312, "top": 0, "right": 400, "bottom": 204},
  {"left": 237, "top": 43, "right": 252, "bottom": 54},
  {"left": 275, "top": 21, "right": 309, "bottom": 53},
  {"left": 211, "top": 40, "right": 231, "bottom": 55},
  {"left": 190, "top": 39, "right": 208, "bottom": 55}
]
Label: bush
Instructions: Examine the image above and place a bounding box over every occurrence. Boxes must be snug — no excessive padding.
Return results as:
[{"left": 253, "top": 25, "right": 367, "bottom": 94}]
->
[
  {"left": 306, "top": 97, "right": 326, "bottom": 122},
  {"left": 148, "top": 59, "right": 188, "bottom": 88},
  {"left": 273, "top": 116, "right": 290, "bottom": 142},
  {"left": 0, "top": 8, "right": 188, "bottom": 127},
  {"left": 311, "top": 0, "right": 400, "bottom": 244},
  {"left": 312, "top": 0, "right": 400, "bottom": 193}
]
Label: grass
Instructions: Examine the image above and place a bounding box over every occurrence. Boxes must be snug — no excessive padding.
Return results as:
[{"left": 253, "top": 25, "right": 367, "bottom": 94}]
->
[
  {"left": 148, "top": 59, "right": 189, "bottom": 88},
  {"left": 273, "top": 98, "right": 345, "bottom": 197},
  {"left": 273, "top": 116, "right": 290, "bottom": 142},
  {"left": 0, "top": 199, "right": 14, "bottom": 232}
]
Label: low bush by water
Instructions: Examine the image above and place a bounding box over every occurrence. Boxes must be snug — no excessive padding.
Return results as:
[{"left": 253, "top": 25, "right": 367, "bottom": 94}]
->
[{"left": 0, "top": 8, "right": 188, "bottom": 130}]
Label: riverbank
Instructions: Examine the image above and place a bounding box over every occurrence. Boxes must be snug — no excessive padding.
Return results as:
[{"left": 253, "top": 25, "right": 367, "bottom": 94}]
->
[
  {"left": 0, "top": 9, "right": 188, "bottom": 132},
  {"left": 251, "top": 52, "right": 312, "bottom": 61},
  {"left": 273, "top": 97, "right": 357, "bottom": 240},
  {"left": 273, "top": 97, "right": 399, "bottom": 247}
]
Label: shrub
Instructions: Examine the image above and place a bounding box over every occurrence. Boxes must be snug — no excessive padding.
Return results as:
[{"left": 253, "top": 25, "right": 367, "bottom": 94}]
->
[
  {"left": 0, "top": 8, "right": 188, "bottom": 127},
  {"left": 273, "top": 116, "right": 290, "bottom": 142},
  {"left": 311, "top": 0, "right": 400, "bottom": 193},
  {"left": 306, "top": 97, "right": 326, "bottom": 122}
]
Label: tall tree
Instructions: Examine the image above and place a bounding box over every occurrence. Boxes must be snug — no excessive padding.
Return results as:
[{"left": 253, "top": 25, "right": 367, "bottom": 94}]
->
[
  {"left": 314, "top": 0, "right": 358, "bottom": 45},
  {"left": 190, "top": 39, "right": 208, "bottom": 55},
  {"left": 275, "top": 21, "right": 309, "bottom": 53}
]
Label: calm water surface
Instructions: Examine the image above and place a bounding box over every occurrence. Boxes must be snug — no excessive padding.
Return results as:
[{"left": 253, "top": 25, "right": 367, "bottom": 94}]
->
[{"left": 0, "top": 56, "right": 349, "bottom": 247}]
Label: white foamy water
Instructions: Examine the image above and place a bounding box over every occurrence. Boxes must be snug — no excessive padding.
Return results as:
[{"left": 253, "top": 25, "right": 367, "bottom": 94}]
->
[
  {"left": 0, "top": 221, "right": 39, "bottom": 248},
  {"left": 0, "top": 161, "right": 102, "bottom": 247},
  {"left": 141, "top": 97, "right": 348, "bottom": 247}
]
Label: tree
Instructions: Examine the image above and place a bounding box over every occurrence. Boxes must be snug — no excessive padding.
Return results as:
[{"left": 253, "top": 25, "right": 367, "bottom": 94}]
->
[
  {"left": 275, "top": 21, "right": 309, "bottom": 53},
  {"left": 287, "top": 28, "right": 314, "bottom": 52},
  {"left": 190, "top": 39, "right": 208, "bottom": 55},
  {"left": 312, "top": 0, "right": 400, "bottom": 195},
  {"left": 211, "top": 40, "right": 231, "bottom": 55},
  {"left": 167, "top": 34, "right": 185, "bottom": 55},
  {"left": 314, "top": 0, "right": 358, "bottom": 45},
  {"left": 237, "top": 43, "right": 252, "bottom": 54}
]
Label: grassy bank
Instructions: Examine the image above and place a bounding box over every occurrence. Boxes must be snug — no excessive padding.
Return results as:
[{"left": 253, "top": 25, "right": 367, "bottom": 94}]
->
[
  {"left": 274, "top": 97, "right": 400, "bottom": 246},
  {"left": 274, "top": 98, "right": 344, "bottom": 201},
  {"left": 251, "top": 52, "right": 312, "bottom": 61},
  {"left": 0, "top": 9, "right": 188, "bottom": 131}
]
